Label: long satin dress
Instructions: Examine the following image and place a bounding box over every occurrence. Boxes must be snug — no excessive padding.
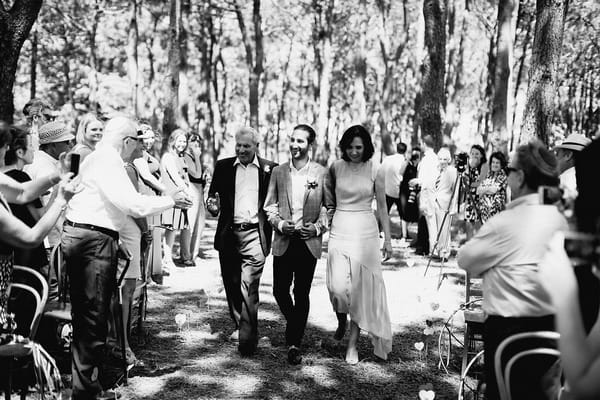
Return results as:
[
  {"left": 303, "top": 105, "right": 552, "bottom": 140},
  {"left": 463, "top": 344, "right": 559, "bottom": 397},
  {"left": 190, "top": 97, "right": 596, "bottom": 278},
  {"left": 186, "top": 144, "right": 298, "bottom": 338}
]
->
[{"left": 326, "top": 159, "right": 392, "bottom": 360}]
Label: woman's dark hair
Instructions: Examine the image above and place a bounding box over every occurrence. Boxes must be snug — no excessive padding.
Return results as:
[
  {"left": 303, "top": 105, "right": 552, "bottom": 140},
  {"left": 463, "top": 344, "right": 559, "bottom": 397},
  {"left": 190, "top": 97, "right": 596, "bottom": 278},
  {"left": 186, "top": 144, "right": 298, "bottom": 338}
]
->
[
  {"left": 489, "top": 151, "right": 507, "bottom": 171},
  {"left": 470, "top": 144, "right": 487, "bottom": 165},
  {"left": 5, "top": 126, "right": 29, "bottom": 165},
  {"left": 0, "top": 122, "right": 12, "bottom": 148},
  {"left": 293, "top": 124, "right": 316, "bottom": 145},
  {"left": 339, "top": 125, "right": 374, "bottom": 162}
]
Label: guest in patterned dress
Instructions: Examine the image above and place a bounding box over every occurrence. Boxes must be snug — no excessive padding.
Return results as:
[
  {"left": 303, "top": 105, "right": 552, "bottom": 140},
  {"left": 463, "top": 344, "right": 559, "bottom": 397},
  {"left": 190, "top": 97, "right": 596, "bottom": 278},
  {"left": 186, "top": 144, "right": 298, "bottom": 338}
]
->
[
  {"left": 477, "top": 151, "right": 508, "bottom": 223},
  {"left": 463, "top": 145, "right": 486, "bottom": 238}
]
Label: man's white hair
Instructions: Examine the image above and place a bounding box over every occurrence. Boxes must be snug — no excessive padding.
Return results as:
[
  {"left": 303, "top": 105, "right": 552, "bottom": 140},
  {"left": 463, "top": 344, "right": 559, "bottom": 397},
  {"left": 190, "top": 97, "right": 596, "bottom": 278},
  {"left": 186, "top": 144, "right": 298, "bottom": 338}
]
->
[
  {"left": 100, "top": 116, "right": 137, "bottom": 148},
  {"left": 235, "top": 126, "right": 260, "bottom": 145}
]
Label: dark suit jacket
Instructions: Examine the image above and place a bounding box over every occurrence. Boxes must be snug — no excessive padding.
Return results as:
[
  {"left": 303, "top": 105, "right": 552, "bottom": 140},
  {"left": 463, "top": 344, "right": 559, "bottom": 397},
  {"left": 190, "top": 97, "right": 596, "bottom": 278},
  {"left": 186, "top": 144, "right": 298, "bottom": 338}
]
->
[{"left": 208, "top": 156, "right": 277, "bottom": 257}]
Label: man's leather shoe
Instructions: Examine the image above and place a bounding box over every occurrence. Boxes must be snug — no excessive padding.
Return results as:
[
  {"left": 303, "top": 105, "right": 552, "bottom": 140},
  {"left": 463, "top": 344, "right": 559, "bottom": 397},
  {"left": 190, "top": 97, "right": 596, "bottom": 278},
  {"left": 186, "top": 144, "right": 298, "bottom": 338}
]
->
[
  {"left": 96, "top": 390, "right": 122, "bottom": 400},
  {"left": 287, "top": 346, "right": 302, "bottom": 365},
  {"left": 238, "top": 342, "right": 256, "bottom": 357}
]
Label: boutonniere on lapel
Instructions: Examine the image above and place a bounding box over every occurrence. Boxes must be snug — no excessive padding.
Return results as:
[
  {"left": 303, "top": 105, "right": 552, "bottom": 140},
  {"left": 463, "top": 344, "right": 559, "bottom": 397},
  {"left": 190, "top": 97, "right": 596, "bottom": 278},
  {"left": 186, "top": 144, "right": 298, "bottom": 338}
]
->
[
  {"left": 306, "top": 177, "right": 318, "bottom": 190},
  {"left": 263, "top": 165, "right": 271, "bottom": 174}
]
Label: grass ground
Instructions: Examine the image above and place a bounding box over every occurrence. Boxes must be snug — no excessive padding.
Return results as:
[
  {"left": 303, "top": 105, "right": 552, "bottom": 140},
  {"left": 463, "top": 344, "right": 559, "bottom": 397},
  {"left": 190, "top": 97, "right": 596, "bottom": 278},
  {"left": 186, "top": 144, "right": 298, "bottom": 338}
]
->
[{"left": 109, "top": 213, "right": 478, "bottom": 400}]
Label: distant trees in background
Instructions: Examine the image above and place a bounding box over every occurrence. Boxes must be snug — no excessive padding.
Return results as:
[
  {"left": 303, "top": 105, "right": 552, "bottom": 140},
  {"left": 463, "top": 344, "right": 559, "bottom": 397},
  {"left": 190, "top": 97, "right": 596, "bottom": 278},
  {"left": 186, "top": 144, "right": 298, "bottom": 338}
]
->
[{"left": 3, "top": 0, "right": 599, "bottom": 163}]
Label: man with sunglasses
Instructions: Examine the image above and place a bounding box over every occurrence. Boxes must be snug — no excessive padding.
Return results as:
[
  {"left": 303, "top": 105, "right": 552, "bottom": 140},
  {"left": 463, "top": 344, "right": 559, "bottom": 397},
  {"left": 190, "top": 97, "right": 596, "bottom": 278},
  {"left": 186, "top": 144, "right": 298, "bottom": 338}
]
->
[
  {"left": 62, "top": 116, "right": 192, "bottom": 400},
  {"left": 458, "top": 140, "right": 567, "bottom": 400}
]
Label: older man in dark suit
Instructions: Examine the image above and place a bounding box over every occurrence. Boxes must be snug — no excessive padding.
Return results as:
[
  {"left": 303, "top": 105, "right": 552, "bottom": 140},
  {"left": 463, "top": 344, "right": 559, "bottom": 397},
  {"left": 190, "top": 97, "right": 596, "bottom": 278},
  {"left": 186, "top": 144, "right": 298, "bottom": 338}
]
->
[
  {"left": 207, "top": 126, "right": 277, "bottom": 356},
  {"left": 264, "top": 124, "right": 327, "bottom": 365}
]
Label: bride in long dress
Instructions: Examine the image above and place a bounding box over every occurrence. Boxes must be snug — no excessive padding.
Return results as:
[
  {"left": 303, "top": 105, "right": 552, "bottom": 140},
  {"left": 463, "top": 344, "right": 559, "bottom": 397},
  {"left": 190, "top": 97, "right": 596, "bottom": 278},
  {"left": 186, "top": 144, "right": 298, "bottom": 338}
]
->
[{"left": 324, "top": 125, "right": 393, "bottom": 364}]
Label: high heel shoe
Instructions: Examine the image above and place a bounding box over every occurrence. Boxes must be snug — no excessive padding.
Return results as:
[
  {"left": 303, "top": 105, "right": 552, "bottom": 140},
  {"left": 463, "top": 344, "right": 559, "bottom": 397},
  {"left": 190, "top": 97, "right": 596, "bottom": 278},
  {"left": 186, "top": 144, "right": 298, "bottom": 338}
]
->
[{"left": 345, "top": 347, "right": 359, "bottom": 365}]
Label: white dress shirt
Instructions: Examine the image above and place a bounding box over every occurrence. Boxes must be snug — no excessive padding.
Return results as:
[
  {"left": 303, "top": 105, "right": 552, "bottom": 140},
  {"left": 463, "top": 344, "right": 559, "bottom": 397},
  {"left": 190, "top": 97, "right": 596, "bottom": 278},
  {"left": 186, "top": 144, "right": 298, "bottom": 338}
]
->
[
  {"left": 65, "top": 144, "right": 175, "bottom": 232},
  {"left": 233, "top": 156, "right": 260, "bottom": 224},
  {"left": 381, "top": 153, "right": 405, "bottom": 198},
  {"left": 417, "top": 148, "right": 439, "bottom": 214},
  {"left": 458, "top": 193, "right": 568, "bottom": 317},
  {"left": 559, "top": 166, "right": 577, "bottom": 203}
]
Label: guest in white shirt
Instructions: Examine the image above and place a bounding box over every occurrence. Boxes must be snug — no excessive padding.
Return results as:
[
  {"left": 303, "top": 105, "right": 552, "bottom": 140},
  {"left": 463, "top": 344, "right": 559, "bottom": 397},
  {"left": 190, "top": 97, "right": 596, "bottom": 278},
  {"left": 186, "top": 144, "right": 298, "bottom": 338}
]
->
[
  {"left": 24, "top": 121, "right": 74, "bottom": 249},
  {"left": 381, "top": 141, "right": 407, "bottom": 237},
  {"left": 554, "top": 132, "right": 591, "bottom": 207},
  {"left": 458, "top": 140, "right": 567, "bottom": 400},
  {"left": 61, "top": 116, "right": 191, "bottom": 400}
]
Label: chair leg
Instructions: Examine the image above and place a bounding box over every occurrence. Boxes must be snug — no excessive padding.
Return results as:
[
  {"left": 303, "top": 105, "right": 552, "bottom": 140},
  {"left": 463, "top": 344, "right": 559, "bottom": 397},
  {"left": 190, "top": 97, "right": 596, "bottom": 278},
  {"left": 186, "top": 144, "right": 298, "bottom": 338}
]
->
[{"left": 462, "top": 324, "right": 471, "bottom": 376}]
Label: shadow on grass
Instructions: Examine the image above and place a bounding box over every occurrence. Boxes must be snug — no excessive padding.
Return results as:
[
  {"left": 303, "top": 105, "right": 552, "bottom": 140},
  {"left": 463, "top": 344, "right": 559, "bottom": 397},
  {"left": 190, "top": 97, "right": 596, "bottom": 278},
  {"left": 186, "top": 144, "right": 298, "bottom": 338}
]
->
[{"left": 124, "top": 286, "right": 464, "bottom": 400}]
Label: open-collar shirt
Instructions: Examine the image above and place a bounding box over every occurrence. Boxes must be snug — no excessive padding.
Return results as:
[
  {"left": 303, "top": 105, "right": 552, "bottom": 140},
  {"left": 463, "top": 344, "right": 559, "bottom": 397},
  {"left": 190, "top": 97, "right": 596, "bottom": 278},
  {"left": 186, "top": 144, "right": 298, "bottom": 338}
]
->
[{"left": 233, "top": 155, "right": 260, "bottom": 224}]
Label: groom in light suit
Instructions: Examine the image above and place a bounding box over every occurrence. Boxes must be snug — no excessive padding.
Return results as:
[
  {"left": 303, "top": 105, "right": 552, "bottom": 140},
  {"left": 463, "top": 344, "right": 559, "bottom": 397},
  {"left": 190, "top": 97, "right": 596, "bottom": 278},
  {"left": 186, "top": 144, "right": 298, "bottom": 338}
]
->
[{"left": 264, "top": 124, "right": 327, "bottom": 365}]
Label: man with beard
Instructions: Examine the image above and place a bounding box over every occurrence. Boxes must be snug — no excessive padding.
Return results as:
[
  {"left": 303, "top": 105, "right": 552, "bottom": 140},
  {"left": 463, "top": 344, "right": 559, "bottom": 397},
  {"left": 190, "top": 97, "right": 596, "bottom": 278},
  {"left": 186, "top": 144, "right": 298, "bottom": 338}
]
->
[{"left": 264, "top": 124, "right": 327, "bottom": 365}]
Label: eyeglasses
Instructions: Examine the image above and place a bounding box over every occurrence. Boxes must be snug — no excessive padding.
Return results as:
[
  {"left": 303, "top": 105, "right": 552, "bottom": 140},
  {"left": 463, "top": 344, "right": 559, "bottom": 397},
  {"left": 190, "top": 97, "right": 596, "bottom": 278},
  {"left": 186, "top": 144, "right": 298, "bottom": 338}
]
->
[
  {"left": 124, "top": 136, "right": 142, "bottom": 142},
  {"left": 506, "top": 166, "right": 520, "bottom": 174}
]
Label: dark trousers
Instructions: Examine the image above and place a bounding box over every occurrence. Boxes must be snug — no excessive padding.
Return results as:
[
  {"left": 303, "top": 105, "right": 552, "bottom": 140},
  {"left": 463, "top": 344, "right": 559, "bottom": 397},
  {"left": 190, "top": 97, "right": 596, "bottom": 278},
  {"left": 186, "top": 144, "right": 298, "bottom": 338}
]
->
[
  {"left": 62, "top": 225, "right": 117, "bottom": 400},
  {"left": 219, "top": 228, "right": 265, "bottom": 353},
  {"left": 484, "top": 314, "right": 556, "bottom": 400},
  {"left": 273, "top": 237, "right": 318, "bottom": 347},
  {"left": 385, "top": 195, "right": 401, "bottom": 215},
  {"left": 415, "top": 214, "right": 429, "bottom": 254}
]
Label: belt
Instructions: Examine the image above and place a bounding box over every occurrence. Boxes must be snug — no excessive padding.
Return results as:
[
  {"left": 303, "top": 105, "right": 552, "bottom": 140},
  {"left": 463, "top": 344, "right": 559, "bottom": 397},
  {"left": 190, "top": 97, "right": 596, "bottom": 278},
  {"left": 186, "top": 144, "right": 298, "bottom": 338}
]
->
[
  {"left": 231, "top": 222, "right": 259, "bottom": 231},
  {"left": 64, "top": 219, "right": 119, "bottom": 241}
]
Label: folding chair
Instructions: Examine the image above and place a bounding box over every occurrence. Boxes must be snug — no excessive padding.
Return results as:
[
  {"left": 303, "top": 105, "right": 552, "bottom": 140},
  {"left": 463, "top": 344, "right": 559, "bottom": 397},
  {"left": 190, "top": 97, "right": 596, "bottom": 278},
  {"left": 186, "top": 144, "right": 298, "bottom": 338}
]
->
[
  {"left": 494, "top": 331, "right": 560, "bottom": 400},
  {"left": 461, "top": 273, "right": 485, "bottom": 376},
  {"left": 2, "top": 266, "right": 49, "bottom": 400}
]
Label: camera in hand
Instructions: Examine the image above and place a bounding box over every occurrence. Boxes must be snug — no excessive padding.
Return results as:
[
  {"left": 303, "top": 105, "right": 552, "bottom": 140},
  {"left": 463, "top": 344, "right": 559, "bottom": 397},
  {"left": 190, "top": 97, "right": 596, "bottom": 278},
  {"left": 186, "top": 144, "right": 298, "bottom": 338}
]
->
[
  {"left": 408, "top": 184, "right": 421, "bottom": 204},
  {"left": 564, "top": 231, "right": 599, "bottom": 268},
  {"left": 455, "top": 152, "right": 468, "bottom": 173}
]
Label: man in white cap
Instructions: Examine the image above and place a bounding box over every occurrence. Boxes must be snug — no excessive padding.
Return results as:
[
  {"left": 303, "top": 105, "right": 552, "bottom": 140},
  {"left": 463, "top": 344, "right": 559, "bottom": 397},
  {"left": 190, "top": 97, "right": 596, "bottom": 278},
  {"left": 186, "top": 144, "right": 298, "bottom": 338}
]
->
[
  {"left": 62, "top": 116, "right": 192, "bottom": 400},
  {"left": 24, "top": 121, "right": 75, "bottom": 248},
  {"left": 554, "top": 133, "right": 592, "bottom": 204}
]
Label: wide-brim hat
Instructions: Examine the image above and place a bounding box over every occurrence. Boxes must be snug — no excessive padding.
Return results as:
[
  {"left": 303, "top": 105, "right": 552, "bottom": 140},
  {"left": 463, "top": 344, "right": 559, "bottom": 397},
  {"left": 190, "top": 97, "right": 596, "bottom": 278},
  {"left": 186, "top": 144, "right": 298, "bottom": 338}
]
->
[
  {"left": 554, "top": 133, "right": 591, "bottom": 152},
  {"left": 38, "top": 121, "right": 74, "bottom": 145}
]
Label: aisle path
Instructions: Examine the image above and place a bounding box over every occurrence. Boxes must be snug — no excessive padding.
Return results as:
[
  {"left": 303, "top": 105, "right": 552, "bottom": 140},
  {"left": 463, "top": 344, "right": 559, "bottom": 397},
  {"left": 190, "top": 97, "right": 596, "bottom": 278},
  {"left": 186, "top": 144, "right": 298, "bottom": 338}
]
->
[{"left": 121, "top": 217, "right": 469, "bottom": 399}]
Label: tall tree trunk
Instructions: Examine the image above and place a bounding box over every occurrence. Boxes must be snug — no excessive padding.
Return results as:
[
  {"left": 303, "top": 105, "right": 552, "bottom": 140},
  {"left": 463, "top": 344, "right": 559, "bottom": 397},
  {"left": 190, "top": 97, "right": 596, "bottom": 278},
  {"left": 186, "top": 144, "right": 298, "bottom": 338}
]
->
[
  {"left": 234, "top": 0, "right": 263, "bottom": 131},
  {"left": 127, "top": 0, "right": 140, "bottom": 117},
  {"left": 87, "top": 0, "right": 100, "bottom": 113},
  {"left": 195, "top": 0, "right": 214, "bottom": 162},
  {"left": 511, "top": 6, "right": 533, "bottom": 141},
  {"left": 519, "top": 0, "right": 569, "bottom": 145},
  {"left": 30, "top": 25, "right": 37, "bottom": 99},
  {"left": 0, "top": 0, "right": 43, "bottom": 122},
  {"left": 312, "top": 0, "right": 335, "bottom": 164},
  {"left": 420, "top": 0, "right": 447, "bottom": 151},
  {"left": 353, "top": 0, "right": 367, "bottom": 124},
  {"left": 163, "top": 0, "right": 184, "bottom": 146},
  {"left": 275, "top": 40, "right": 293, "bottom": 162},
  {"left": 491, "top": 0, "right": 517, "bottom": 152}
]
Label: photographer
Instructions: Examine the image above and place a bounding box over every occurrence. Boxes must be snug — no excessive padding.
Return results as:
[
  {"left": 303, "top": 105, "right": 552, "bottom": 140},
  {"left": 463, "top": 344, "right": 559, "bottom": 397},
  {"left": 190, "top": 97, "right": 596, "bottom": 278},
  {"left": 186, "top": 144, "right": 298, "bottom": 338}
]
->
[
  {"left": 539, "top": 138, "right": 600, "bottom": 400},
  {"left": 458, "top": 140, "right": 567, "bottom": 400}
]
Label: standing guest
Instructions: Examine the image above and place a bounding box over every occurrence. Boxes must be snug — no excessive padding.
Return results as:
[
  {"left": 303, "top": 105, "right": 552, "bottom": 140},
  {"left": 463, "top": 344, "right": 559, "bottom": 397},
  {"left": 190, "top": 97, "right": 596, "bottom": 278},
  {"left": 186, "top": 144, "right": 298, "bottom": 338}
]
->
[
  {"left": 161, "top": 129, "right": 194, "bottom": 267},
  {"left": 476, "top": 151, "right": 508, "bottom": 224},
  {"left": 553, "top": 133, "right": 591, "bottom": 206},
  {"left": 430, "top": 147, "right": 458, "bottom": 259},
  {"left": 0, "top": 122, "right": 75, "bottom": 331},
  {"left": 71, "top": 114, "right": 104, "bottom": 161},
  {"left": 206, "top": 126, "right": 277, "bottom": 356},
  {"left": 264, "top": 124, "right": 327, "bottom": 365},
  {"left": 324, "top": 125, "right": 393, "bottom": 364},
  {"left": 24, "top": 121, "right": 74, "bottom": 249},
  {"left": 183, "top": 134, "right": 208, "bottom": 259},
  {"left": 2, "top": 127, "right": 48, "bottom": 275},
  {"left": 398, "top": 146, "right": 421, "bottom": 227},
  {"left": 107, "top": 128, "right": 154, "bottom": 366},
  {"left": 462, "top": 144, "right": 487, "bottom": 239},
  {"left": 133, "top": 125, "right": 166, "bottom": 284},
  {"left": 458, "top": 140, "right": 567, "bottom": 400},
  {"left": 61, "top": 116, "right": 191, "bottom": 400},
  {"left": 380, "top": 142, "right": 407, "bottom": 237},
  {"left": 22, "top": 98, "right": 56, "bottom": 150},
  {"left": 410, "top": 135, "right": 438, "bottom": 255}
]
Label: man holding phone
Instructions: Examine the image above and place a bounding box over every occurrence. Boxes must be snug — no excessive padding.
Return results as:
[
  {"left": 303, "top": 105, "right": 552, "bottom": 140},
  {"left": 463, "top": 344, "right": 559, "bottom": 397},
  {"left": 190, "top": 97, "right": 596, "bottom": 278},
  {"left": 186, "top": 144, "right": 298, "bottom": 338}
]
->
[
  {"left": 62, "top": 117, "right": 192, "bottom": 400},
  {"left": 458, "top": 140, "right": 568, "bottom": 400}
]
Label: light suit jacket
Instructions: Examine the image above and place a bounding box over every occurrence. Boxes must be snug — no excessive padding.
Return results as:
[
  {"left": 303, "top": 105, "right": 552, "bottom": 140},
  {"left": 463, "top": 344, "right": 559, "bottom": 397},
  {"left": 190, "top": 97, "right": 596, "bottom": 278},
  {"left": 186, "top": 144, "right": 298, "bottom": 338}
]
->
[{"left": 263, "top": 160, "right": 328, "bottom": 259}]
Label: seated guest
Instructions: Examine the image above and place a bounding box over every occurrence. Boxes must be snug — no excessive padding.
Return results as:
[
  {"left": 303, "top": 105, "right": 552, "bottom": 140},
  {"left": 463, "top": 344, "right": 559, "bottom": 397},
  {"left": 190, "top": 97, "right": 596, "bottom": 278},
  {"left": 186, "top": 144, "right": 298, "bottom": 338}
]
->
[
  {"left": 458, "top": 140, "right": 567, "bottom": 400},
  {"left": 1, "top": 126, "right": 49, "bottom": 277},
  {"left": 71, "top": 113, "right": 104, "bottom": 161},
  {"left": 61, "top": 116, "right": 191, "bottom": 400},
  {"left": 539, "top": 138, "right": 600, "bottom": 400}
]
